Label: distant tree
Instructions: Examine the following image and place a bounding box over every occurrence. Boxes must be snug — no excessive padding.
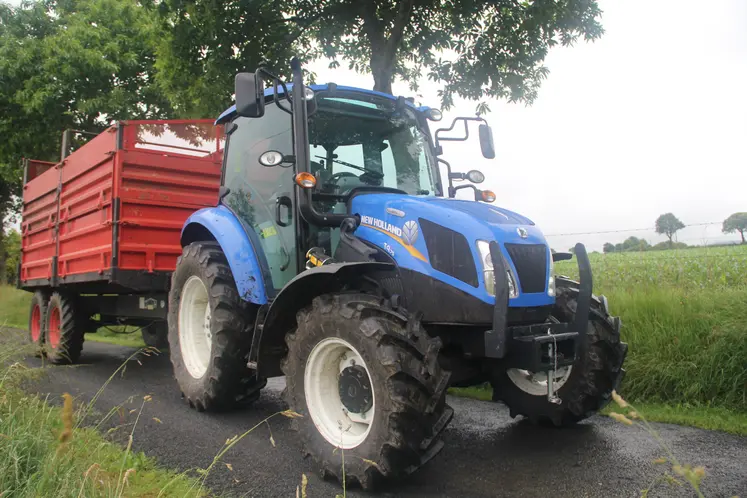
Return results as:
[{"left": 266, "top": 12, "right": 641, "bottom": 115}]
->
[
  {"left": 722, "top": 212, "right": 747, "bottom": 244},
  {"left": 655, "top": 213, "right": 686, "bottom": 247},
  {"left": 652, "top": 241, "right": 687, "bottom": 251},
  {"left": 603, "top": 242, "right": 615, "bottom": 254},
  {"left": 568, "top": 247, "right": 576, "bottom": 254},
  {"left": 619, "top": 236, "right": 650, "bottom": 252}
]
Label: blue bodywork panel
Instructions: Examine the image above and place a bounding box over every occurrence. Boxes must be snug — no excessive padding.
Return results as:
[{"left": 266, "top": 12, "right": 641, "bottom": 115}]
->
[
  {"left": 351, "top": 194, "right": 554, "bottom": 308},
  {"left": 182, "top": 206, "right": 268, "bottom": 305},
  {"left": 216, "top": 84, "right": 430, "bottom": 124}
]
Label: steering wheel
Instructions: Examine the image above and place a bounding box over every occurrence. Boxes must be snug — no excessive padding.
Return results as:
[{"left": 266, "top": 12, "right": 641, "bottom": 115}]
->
[{"left": 329, "top": 172, "right": 360, "bottom": 183}]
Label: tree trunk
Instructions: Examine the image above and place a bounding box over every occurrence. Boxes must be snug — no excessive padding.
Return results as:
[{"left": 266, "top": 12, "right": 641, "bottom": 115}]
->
[
  {"left": 371, "top": 53, "right": 394, "bottom": 94},
  {"left": 740, "top": 229, "right": 745, "bottom": 244}
]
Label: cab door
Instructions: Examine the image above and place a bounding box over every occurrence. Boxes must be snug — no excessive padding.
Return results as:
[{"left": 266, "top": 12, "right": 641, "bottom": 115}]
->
[{"left": 222, "top": 107, "right": 297, "bottom": 291}]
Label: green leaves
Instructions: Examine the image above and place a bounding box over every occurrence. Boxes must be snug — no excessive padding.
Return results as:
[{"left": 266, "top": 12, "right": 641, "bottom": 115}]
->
[
  {"left": 0, "top": 0, "right": 171, "bottom": 227},
  {"left": 157, "top": 0, "right": 604, "bottom": 108}
]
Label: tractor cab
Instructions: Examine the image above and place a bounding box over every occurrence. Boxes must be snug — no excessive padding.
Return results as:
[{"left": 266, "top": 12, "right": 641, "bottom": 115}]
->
[{"left": 216, "top": 73, "right": 496, "bottom": 295}]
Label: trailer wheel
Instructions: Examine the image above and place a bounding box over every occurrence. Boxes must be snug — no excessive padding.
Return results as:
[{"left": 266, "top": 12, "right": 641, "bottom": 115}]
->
[
  {"left": 491, "top": 278, "right": 627, "bottom": 426},
  {"left": 45, "top": 292, "right": 85, "bottom": 364},
  {"left": 282, "top": 293, "right": 452, "bottom": 490},
  {"left": 168, "top": 241, "right": 266, "bottom": 412},
  {"left": 141, "top": 321, "right": 169, "bottom": 349},
  {"left": 28, "top": 291, "right": 48, "bottom": 353}
]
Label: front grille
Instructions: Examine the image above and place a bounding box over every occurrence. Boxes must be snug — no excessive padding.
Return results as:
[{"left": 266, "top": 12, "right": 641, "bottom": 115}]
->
[
  {"left": 419, "top": 218, "right": 478, "bottom": 287},
  {"left": 505, "top": 243, "right": 547, "bottom": 293}
]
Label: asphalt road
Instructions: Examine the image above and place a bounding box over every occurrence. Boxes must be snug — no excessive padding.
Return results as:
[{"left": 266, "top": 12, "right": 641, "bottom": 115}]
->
[{"left": 22, "top": 341, "right": 747, "bottom": 498}]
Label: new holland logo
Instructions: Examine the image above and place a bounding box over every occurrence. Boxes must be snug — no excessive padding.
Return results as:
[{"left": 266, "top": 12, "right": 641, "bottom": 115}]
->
[
  {"left": 360, "top": 215, "right": 402, "bottom": 237},
  {"left": 402, "top": 220, "right": 419, "bottom": 246}
]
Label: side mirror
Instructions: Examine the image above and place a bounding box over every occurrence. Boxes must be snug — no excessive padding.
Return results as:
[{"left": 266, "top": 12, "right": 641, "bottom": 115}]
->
[
  {"left": 478, "top": 124, "right": 495, "bottom": 159},
  {"left": 235, "top": 72, "right": 265, "bottom": 118}
]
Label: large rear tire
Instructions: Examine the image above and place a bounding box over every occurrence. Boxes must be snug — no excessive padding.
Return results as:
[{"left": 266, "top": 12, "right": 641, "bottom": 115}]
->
[
  {"left": 282, "top": 293, "right": 452, "bottom": 490},
  {"left": 168, "top": 241, "right": 266, "bottom": 412},
  {"left": 492, "top": 278, "right": 627, "bottom": 425},
  {"left": 45, "top": 292, "right": 85, "bottom": 364}
]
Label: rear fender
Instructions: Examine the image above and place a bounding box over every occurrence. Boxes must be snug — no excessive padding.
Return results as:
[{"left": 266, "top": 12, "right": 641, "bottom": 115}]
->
[
  {"left": 181, "top": 206, "right": 269, "bottom": 305},
  {"left": 253, "top": 262, "right": 395, "bottom": 378}
]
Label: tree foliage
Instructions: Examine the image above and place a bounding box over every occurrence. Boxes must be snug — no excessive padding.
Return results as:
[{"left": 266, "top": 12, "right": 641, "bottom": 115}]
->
[
  {"left": 722, "top": 212, "right": 747, "bottom": 244},
  {"left": 0, "top": 0, "right": 172, "bottom": 269},
  {"left": 655, "top": 213, "right": 685, "bottom": 245},
  {"left": 1, "top": 229, "right": 21, "bottom": 284},
  {"left": 156, "top": 0, "right": 605, "bottom": 116}
]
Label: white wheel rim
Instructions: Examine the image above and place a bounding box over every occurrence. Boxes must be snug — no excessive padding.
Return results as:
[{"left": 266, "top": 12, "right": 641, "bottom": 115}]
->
[
  {"left": 178, "top": 275, "right": 212, "bottom": 379},
  {"left": 507, "top": 367, "right": 573, "bottom": 397},
  {"left": 304, "top": 337, "right": 375, "bottom": 449}
]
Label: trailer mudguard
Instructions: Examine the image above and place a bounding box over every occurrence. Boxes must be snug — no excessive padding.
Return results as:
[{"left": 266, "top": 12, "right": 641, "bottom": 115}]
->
[
  {"left": 181, "top": 205, "right": 269, "bottom": 305},
  {"left": 252, "top": 261, "right": 396, "bottom": 378}
]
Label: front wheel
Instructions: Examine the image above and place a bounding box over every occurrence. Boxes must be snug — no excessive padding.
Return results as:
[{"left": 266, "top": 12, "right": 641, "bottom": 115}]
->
[
  {"left": 492, "top": 278, "right": 627, "bottom": 426},
  {"left": 282, "top": 294, "right": 452, "bottom": 490},
  {"left": 168, "top": 241, "right": 265, "bottom": 412}
]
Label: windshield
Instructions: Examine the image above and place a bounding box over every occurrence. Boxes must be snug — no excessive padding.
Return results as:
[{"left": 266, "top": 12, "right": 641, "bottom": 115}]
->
[{"left": 308, "top": 92, "right": 439, "bottom": 197}]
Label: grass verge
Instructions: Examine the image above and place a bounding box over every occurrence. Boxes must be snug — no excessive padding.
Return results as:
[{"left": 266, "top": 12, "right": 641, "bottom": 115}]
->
[
  {"left": 0, "top": 338, "right": 204, "bottom": 496},
  {"left": 86, "top": 329, "right": 147, "bottom": 348}
]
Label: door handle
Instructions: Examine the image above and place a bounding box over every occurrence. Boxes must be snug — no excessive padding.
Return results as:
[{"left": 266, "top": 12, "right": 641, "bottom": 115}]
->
[{"left": 276, "top": 196, "right": 292, "bottom": 227}]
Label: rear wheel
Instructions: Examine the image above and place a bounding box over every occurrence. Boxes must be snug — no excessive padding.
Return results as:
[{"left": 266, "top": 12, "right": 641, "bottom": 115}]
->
[
  {"left": 492, "top": 278, "right": 627, "bottom": 425},
  {"left": 28, "top": 291, "right": 48, "bottom": 353},
  {"left": 45, "top": 292, "right": 84, "bottom": 364},
  {"left": 282, "top": 293, "right": 452, "bottom": 490},
  {"left": 168, "top": 241, "right": 266, "bottom": 412}
]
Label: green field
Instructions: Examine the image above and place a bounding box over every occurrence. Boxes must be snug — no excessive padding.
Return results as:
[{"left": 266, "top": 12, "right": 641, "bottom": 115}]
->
[
  {"left": 555, "top": 244, "right": 747, "bottom": 293},
  {"left": 451, "top": 244, "right": 747, "bottom": 432}
]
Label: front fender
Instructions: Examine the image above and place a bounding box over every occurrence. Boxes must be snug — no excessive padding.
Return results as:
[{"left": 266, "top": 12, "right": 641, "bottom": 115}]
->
[
  {"left": 181, "top": 206, "right": 269, "bottom": 305},
  {"left": 253, "top": 262, "right": 396, "bottom": 378}
]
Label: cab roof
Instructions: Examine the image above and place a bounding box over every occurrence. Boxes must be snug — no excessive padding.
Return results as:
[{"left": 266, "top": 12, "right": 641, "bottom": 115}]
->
[{"left": 215, "top": 83, "right": 430, "bottom": 124}]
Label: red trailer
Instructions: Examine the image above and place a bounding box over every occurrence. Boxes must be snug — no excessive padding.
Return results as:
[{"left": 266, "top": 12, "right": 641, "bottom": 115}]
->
[{"left": 19, "top": 120, "right": 224, "bottom": 361}]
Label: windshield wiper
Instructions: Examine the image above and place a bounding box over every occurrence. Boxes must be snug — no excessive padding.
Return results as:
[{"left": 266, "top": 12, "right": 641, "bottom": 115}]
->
[{"left": 314, "top": 155, "right": 384, "bottom": 178}]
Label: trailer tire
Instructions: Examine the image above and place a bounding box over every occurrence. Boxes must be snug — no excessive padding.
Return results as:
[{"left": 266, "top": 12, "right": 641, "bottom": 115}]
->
[
  {"left": 28, "top": 291, "right": 48, "bottom": 348},
  {"left": 282, "top": 293, "right": 452, "bottom": 490},
  {"left": 168, "top": 242, "right": 266, "bottom": 412},
  {"left": 45, "top": 292, "right": 85, "bottom": 365},
  {"left": 491, "top": 278, "right": 627, "bottom": 426},
  {"left": 141, "top": 322, "right": 169, "bottom": 349}
]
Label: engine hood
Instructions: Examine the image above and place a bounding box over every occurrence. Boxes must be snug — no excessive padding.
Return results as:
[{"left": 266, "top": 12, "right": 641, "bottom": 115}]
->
[
  {"left": 350, "top": 193, "right": 552, "bottom": 308},
  {"left": 420, "top": 198, "right": 535, "bottom": 226}
]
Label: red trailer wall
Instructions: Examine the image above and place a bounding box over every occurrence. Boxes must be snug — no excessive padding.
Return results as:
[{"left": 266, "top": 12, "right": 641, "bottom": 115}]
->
[
  {"left": 20, "top": 163, "right": 59, "bottom": 284},
  {"left": 116, "top": 121, "right": 223, "bottom": 274},
  {"left": 57, "top": 129, "right": 116, "bottom": 279},
  {"left": 20, "top": 120, "right": 223, "bottom": 290}
]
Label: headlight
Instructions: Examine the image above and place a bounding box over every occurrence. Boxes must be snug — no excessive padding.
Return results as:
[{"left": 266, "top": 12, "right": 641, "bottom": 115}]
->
[
  {"left": 548, "top": 251, "right": 556, "bottom": 297},
  {"left": 476, "top": 241, "right": 518, "bottom": 298}
]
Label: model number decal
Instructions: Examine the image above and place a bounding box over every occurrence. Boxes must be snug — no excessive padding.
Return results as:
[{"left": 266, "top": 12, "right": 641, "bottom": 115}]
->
[{"left": 383, "top": 242, "right": 395, "bottom": 257}]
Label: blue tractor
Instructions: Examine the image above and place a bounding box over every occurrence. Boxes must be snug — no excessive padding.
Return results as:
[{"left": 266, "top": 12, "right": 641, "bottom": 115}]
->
[{"left": 169, "top": 59, "right": 627, "bottom": 489}]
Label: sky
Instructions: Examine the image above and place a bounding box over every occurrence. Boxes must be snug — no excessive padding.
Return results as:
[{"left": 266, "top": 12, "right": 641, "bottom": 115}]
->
[
  {"left": 6, "top": 0, "right": 746, "bottom": 250},
  {"left": 305, "top": 0, "right": 747, "bottom": 251}
]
